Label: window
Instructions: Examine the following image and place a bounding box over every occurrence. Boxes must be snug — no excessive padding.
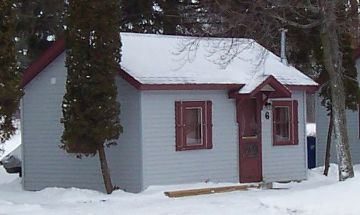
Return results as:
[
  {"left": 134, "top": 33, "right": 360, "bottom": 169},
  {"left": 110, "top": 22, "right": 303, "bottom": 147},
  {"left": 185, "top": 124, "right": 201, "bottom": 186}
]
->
[
  {"left": 175, "top": 101, "right": 212, "bottom": 151},
  {"left": 272, "top": 100, "right": 298, "bottom": 145}
]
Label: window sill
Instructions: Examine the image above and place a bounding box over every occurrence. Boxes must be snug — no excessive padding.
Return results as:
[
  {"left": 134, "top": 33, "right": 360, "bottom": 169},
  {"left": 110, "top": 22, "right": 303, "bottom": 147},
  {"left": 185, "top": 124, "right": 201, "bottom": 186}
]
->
[
  {"left": 273, "top": 141, "right": 298, "bottom": 146},
  {"left": 176, "top": 145, "right": 212, "bottom": 151}
]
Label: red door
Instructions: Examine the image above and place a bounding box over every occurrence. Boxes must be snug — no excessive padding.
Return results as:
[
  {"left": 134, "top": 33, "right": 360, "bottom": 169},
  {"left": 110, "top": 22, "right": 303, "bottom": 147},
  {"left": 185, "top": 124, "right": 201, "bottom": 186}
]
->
[{"left": 238, "top": 97, "right": 262, "bottom": 183}]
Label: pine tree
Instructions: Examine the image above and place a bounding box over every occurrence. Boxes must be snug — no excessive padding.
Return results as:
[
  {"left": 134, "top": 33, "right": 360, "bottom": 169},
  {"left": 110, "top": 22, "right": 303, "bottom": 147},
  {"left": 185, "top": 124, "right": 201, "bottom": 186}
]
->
[
  {"left": 120, "top": 0, "right": 163, "bottom": 33},
  {"left": 158, "top": 0, "right": 205, "bottom": 35},
  {"left": 0, "top": 0, "right": 22, "bottom": 145},
  {"left": 14, "top": 0, "right": 64, "bottom": 70},
  {"left": 120, "top": 0, "right": 204, "bottom": 35},
  {"left": 61, "top": 0, "right": 122, "bottom": 194}
]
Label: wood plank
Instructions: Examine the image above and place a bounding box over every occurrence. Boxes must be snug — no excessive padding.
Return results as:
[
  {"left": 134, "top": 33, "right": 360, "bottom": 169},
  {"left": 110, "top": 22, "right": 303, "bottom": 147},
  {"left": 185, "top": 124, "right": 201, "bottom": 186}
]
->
[{"left": 164, "top": 184, "right": 261, "bottom": 198}]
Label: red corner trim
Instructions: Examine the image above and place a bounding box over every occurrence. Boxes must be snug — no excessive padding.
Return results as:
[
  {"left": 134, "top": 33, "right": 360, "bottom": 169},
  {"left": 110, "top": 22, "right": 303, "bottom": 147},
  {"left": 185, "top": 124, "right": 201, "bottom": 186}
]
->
[{"left": 21, "top": 39, "right": 65, "bottom": 88}]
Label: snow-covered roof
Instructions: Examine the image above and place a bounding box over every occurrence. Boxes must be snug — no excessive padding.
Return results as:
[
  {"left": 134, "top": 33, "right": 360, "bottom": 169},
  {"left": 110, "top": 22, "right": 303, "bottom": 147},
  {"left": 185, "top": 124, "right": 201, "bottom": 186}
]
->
[
  {"left": 22, "top": 33, "right": 317, "bottom": 93},
  {"left": 121, "top": 33, "right": 317, "bottom": 89}
]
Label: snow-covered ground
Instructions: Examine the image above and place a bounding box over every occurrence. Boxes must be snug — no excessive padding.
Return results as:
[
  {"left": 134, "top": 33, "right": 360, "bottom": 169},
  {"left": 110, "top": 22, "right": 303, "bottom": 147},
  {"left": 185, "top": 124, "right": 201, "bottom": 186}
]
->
[
  {"left": 0, "top": 164, "right": 358, "bottom": 215},
  {"left": 2, "top": 123, "right": 359, "bottom": 215}
]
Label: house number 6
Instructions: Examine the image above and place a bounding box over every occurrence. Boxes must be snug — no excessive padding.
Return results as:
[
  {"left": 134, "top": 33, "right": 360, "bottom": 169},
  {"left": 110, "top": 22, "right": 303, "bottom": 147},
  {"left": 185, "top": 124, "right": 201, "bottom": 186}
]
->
[{"left": 265, "top": 112, "right": 270, "bottom": 119}]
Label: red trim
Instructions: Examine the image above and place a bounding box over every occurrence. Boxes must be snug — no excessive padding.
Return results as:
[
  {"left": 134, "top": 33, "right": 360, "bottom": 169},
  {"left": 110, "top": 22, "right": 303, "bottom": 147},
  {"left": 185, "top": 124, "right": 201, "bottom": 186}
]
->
[
  {"left": 286, "top": 85, "right": 318, "bottom": 93},
  {"left": 175, "top": 101, "right": 212, "bottom": 151},
  {"left": 118, "top": 68, "right": 243, "bottom": 90},
  {"left": 293, "top": 100, "right": 299, "bottom": 145},
  {"left": 237, "top": 95, "right": 263, "bottom": 183},
  {"left": 20, "top": 38, "right": 317, "bottom": 95},
  {"left": 21, "top": 39, "right": 65, "bottom": 88},
  {"left": 206, "top": 100, "right": 213, "bottom": 149},
  {"left": 231, "top": 75, "right": 293, "bottom": 100},
  {"left": 354, "top": 47, "right": 360, "bottom": 60},
  {"left": 118, "top": 68, "right": 142, "bottom": 89},
  {"left": 175, "top": 101, "right": 183, "bottom": 151},
  {"left": 249, "top": 75, "right": 291, "bottom": 98},
  {"left": 139, "top": 83, "right": 242, "bottom": 90},
  {"left": 272, "top": 100, "right": 298, "bottom": 146}
]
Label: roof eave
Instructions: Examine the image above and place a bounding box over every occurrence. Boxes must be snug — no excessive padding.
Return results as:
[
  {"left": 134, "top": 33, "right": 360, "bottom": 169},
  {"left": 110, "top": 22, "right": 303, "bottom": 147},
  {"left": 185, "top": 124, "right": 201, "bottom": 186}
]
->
[
  {"left": 286, "top": 85, "right": 319, "bottom": 93},
  {"left": 21, "top": 39, "right": 65, "bottom": 88}
]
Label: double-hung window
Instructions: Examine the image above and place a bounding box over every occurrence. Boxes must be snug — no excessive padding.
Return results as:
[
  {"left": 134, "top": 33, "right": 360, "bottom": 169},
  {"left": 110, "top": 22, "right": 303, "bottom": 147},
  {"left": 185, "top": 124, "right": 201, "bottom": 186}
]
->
[
  {"left": 272, "top": 100, "right": 298, "bottom": 146},
  {"left": 175, "top": 101, "right": 212, "bottom": 151}
]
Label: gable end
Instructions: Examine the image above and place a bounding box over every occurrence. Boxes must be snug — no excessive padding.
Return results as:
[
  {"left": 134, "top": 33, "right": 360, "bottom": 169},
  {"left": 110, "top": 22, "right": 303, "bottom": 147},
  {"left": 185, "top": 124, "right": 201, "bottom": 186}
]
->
[{"left": 21, "top": 39, "right": 65, "bottom": 88}]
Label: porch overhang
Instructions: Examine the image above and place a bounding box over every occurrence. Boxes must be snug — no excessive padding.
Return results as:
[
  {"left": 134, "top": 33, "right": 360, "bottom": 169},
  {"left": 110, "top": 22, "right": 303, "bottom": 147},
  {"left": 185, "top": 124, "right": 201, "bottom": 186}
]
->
[{"left": 228, "top": 75, "right": 292, "bottom": 102}]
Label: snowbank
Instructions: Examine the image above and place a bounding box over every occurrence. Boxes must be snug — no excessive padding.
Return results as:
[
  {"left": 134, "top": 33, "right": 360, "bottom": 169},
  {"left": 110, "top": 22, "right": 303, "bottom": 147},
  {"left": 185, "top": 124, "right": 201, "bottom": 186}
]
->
[
  {"left": 261, "top": 165, "right": 359, "bottom": 215},
  {"left": 2, "top": 121, "right": 360, "bottom": 215},
  {"left": 0, "top": 164, "right": 359, "bottom": 215}
]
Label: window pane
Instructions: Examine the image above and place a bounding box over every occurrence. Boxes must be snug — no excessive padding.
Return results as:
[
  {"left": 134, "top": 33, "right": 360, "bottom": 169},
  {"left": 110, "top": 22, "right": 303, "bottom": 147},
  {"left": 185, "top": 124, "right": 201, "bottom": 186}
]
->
[
  {"left": 185, "top": 108, "right": 202, "bottom": 145},
  {"left": 274, "top": 107, "right": 290, "bottom": 141},
  {"left": 240, "top": 99, "right": 257, "bottom": 137}
]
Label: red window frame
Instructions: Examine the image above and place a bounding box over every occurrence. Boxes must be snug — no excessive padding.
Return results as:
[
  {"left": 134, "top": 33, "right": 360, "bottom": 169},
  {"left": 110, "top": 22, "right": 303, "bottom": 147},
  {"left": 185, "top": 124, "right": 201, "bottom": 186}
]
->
[
  {"left": 175, "top": 101, "right": 212, "bottom": 151},
  {"left": 272, "top": 100, "right": 298, "bottom": 146}
]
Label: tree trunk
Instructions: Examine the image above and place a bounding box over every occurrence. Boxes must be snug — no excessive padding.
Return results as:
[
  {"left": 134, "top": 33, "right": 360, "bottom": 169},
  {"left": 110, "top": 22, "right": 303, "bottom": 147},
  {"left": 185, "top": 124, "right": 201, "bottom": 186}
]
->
[
  {"left": 98, "top": 146, "right": 113, "bottom": 194},
  {"left": 323, "top": 111, "right": 333, "bottom": 176},
  {"left": 320, "top": 1, "right": 354, "bottom": 181}
]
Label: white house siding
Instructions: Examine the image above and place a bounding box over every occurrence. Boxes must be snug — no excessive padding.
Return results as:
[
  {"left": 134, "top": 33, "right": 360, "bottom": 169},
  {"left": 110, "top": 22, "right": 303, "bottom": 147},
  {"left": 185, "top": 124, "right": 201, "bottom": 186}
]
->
[
  {"left": 140, "top": 90, "right": 239, "bottom": 188},
  {"left": 316, "top": 58, "right": 360, "bottom": 166},
  {"left": 113, "top": 77, "right": 143, "bottom": 192},
  {"left": 22, "top": 54, "right": 143, "bottom": 193},
  {"left": 315, "top": 92, "right": 328, "bottom": 166},
  {"left": 262, "top": 91, "right": 308, "bottom": 182}
]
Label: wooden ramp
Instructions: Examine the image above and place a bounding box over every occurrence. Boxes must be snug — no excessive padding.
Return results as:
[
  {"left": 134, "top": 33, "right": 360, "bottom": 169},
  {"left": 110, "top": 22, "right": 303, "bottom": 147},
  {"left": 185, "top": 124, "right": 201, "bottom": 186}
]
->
[{"left": 164, "top": 183, "right": 266, "bottom": 198}]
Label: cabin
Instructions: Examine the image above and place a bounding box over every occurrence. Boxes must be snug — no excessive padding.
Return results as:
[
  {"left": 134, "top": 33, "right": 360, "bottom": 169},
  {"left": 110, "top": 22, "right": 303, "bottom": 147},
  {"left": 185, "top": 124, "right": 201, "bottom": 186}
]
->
[
  {"left": 316, "top": 48, "right": 360, "bottom": 166},
  {"left": 20, "top": 33, "right": 317, "bottom": 193}
]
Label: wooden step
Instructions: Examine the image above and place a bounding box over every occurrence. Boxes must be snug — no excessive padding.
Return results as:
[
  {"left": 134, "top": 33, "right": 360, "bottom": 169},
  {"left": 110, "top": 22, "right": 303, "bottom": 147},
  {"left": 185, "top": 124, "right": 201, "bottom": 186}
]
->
[{"left": 164, "top": 184, "right": 262, "bottom": 198}]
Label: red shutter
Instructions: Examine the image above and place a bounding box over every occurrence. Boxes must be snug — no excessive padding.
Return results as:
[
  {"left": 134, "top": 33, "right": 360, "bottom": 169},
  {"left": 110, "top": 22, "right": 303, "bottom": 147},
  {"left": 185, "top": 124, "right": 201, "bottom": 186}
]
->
[
  {"left": 206, "top": 101, "right": 213, "bottom": 149},
  {"left": 293, "top": 100, "right": 299, "bottom": 145},
  {"left": 175, "top": 101, "right": 183, "bottom": 151}
]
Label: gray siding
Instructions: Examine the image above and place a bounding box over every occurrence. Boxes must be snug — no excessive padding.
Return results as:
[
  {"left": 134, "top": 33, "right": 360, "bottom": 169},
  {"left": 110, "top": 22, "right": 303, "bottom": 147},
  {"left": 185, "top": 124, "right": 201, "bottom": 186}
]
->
[
  {"left": 316, "top": 58, "right": 360, "bottom": 166},
  {"left": 315, "top": 92, "right": 330, "bottom": 166},
  {"left": 22, "top": 54, "right": 142, "bottom": 193},
  {"left": 262, "top": 91, "right": 308, "bottom": 182},
  {"left": 140, "top": 90, "right": 308, "bottom": 188},
  {"left": 22, "top": 52, "right": 309, "bottom": 192},
  {"left": 141, "top": 91, "right": 239, "bottom": 188}
]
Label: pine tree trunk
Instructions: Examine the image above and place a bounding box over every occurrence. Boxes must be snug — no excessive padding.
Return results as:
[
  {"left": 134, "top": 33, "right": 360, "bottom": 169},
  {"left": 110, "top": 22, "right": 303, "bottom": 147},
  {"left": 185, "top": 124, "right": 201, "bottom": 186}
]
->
[
  {"left": 320, "top": 1, "right": 354, "bottom": 181},
  {"left": 98, "top": 146, "right": 113, "bottom": 194},
  {"left": 323, "top": 111, "right": 333, "bottom": 176}
]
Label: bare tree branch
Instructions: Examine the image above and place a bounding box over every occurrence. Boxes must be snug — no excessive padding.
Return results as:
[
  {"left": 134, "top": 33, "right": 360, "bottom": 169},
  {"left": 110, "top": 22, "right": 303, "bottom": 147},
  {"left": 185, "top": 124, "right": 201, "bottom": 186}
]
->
[{"left": 270, "top": 14, "right": 322, "bottom": 29}]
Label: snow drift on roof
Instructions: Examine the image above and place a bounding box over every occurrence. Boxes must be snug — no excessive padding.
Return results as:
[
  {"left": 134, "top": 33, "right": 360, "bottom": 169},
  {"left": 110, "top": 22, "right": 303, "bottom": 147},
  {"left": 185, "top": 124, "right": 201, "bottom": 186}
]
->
[{"left": 120, "top": 33, "right": 317, "bottom": 87}]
